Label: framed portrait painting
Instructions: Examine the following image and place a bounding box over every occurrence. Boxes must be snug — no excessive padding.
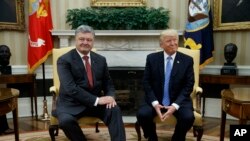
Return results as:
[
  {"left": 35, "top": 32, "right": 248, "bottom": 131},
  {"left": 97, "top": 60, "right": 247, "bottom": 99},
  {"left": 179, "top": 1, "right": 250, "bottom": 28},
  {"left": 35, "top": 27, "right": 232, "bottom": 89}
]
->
[
  {"left": 213, "top": 0, "right": 250, "bottom": 31},
  {"left": 91, "top": 0, "right": 147, "bottom": 7},
  {"left": 0, "top": 0, "right": 25, "bottom": 31}
]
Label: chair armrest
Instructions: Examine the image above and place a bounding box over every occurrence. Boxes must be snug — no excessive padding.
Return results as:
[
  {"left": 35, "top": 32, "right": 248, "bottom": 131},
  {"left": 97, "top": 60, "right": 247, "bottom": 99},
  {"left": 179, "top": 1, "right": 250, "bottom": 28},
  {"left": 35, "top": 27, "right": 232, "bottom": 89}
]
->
[
  {"left": 49, "top": 86, "right": 58, "bottom": 113},
  {"left": 194, "top": 86, "right": 203, "bottom": 114},
  {"left": 195, "top": 86, "right": 203, "bottom": 94},
  {"left": 50, "top": 86, "right": 59, "bottom": 97},
  {"left": 50, "top": 86, "right": 56, "bottom": 94}
]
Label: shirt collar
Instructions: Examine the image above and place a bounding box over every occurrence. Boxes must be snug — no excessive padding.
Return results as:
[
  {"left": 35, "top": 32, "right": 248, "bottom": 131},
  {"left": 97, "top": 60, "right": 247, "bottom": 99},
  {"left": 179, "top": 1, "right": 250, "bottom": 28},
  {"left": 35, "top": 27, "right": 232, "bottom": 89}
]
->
[
  {"left": 76, "top": 49, "right": 91, "bottom": 59},
  {"left": 163, "top": 51, "right": 176, "bottom": 61}
]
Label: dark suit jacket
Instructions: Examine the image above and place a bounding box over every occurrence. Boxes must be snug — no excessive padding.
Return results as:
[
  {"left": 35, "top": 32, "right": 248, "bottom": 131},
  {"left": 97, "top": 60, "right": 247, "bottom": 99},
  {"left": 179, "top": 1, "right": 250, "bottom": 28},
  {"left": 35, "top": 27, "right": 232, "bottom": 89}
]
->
[
  {"left": 55, "top": 49, "right": 115, "bottom": 116},
  {"left": 143, "top": 51, "right": 194, "bottom": 109}
]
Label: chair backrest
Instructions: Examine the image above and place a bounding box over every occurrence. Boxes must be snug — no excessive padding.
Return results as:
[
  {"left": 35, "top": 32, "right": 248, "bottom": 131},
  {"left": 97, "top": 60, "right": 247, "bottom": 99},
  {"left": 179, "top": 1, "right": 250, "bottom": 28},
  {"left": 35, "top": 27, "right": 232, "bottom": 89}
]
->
[
  {"left": 52, "top": 46, "right": 75, "bottom": 95},
  {"left": 177, "top": 47, "right": 200, "bottom": 109},
  {"left": 52, "top": 47, "right": 97, "bottom": 95},
  {"left": 177, "top": 47, "right": 200, "bottom": 91}
]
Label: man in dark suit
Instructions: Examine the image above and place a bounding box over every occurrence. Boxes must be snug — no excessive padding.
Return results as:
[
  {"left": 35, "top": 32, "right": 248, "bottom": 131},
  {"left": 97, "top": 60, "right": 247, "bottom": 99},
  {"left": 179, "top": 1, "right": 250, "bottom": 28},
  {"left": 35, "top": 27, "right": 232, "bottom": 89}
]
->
[
  {"left": 55, "top": 25, "right": 126, "bottom": 141},
  {"left": 136, "top": 29, "right": 195, "bottom": 141}
]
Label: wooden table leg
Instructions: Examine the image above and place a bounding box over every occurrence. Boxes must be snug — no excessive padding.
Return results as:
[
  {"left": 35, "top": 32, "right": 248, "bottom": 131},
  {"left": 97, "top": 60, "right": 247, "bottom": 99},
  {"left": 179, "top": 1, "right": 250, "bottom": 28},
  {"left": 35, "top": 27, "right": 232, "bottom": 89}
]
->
[
  {"left": 30, "top": 88, "right": 34, "bottom": 118},
  {"left": 202, "top": 96, "right": 206, "bottom": 117},
  {"left": 12, "top": 108, "right": 19, "bottom": 141},
  {"left": 32, "top": 84, "right": 38, "bottom": 120},
  {"left": 32, "top": 79, "right": 38, "bottom": 120},
  {"left": 34, "top": 93, "right": 38, "bottom": 120},
  {"left": 220, "top": 110, "right": 226, "bottom": 141},
  {"left": 30, "top": 82, "right": 38, "bottom": 120}
]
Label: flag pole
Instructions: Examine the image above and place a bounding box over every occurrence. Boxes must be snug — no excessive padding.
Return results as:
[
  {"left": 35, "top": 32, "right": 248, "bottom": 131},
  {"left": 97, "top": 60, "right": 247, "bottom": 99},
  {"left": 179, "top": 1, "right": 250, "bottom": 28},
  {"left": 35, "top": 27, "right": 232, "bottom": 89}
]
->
[
  {"left": 40, "top": 63, "right": 50, "bottom": 121},
  {"left": 28, "top": 0, "right": 53, "bottom": 121}
]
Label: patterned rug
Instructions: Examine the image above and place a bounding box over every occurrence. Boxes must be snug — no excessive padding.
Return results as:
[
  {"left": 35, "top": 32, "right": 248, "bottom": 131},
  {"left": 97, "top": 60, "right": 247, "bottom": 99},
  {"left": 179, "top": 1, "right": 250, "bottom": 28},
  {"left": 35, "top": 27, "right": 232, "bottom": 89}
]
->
[{"left": 0, "top": 127, "right": 228, "bottom": 141}]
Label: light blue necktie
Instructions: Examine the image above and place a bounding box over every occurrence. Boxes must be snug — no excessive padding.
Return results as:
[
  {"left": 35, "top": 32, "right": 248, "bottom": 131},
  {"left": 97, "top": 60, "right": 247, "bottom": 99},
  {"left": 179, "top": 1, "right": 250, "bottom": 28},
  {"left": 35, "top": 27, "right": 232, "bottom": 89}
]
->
[{"left": 162, "top": 56, "right": 172, "bottom": 106}]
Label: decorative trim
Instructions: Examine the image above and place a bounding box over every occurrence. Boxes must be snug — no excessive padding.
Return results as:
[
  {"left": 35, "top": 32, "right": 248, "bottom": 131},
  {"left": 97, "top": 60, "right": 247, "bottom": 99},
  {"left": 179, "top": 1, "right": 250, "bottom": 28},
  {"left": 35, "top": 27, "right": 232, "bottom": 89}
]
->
[
  {"left": 90, "top": 0, "right": 146, "bottom": 7},
  {"left": 11, "top": 65, "right": 52, "bottom": 79},
  {"left": 52, "top": 30, "right": 183, "bottom": 48},
  {"left": 52, "top": 30, "right": 183, "bottom": 36},
  {"left": 11, "top": 65, "right": 250, "bottom": 79}
]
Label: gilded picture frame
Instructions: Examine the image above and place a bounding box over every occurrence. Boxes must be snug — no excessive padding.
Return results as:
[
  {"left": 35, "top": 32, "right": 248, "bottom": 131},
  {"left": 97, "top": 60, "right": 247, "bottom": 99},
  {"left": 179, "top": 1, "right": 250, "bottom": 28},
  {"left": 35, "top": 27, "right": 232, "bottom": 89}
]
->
[
  {"left": 0, "top": 0, "right": 25, "bottom": 31},
  {"left": 91, "top": 0, "right": 147, "bottom": 7},
  {"left": 213, "top": 0, "right": 250, "bottom": 31}
]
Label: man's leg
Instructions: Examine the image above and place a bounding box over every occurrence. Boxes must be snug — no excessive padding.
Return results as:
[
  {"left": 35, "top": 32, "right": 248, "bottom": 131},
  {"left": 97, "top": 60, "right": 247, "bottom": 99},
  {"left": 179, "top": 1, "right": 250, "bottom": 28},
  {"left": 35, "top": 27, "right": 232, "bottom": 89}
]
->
[
  {"left": 103, "top": 106, "right": 126, "bottom": 141},
  {"left": 172, "top": 107, "right": 194, "bottom": 141},
  {"left": 57, "top": 113, "right": 87, "bottom": 141},
  {"left": 136, "top": 104, "right": 158, "bottom": 141}
]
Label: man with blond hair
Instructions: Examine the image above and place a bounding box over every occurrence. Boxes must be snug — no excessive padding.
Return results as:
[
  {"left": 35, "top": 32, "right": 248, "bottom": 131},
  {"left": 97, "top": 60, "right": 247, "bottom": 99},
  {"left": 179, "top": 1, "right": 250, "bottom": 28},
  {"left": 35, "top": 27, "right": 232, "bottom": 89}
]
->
[{"left": 137, "top": 29, "right": 195, "bottom": 141}]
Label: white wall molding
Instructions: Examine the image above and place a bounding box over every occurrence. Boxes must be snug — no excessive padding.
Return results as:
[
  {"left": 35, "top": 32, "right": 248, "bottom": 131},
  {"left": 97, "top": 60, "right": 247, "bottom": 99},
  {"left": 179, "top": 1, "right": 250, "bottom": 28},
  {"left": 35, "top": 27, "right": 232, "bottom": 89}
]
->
[
  {"left": 12, "top": 65, "right": 250, "bottom": 79},
  {"left": 11, "top": 65, "right": 53, "bottom": 79}
]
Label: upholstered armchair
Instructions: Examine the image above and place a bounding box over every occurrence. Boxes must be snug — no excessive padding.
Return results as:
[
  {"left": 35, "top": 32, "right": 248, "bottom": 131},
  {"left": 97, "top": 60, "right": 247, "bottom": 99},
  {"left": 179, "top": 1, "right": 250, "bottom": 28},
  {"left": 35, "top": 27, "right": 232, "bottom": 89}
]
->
[
  {"left": 135, "top": 47, "right": 203, "bottom": 141},
  {"left": 48, "top": 47, "right": 101, "bottom": 141}
]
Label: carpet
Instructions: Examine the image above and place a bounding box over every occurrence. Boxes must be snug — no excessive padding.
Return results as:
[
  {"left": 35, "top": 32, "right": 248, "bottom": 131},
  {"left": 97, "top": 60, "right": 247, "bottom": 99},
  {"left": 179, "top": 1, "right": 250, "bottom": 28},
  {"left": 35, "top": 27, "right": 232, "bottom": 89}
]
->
[{"left": 0, "top": 127, "right": 228, "bottom": 141}]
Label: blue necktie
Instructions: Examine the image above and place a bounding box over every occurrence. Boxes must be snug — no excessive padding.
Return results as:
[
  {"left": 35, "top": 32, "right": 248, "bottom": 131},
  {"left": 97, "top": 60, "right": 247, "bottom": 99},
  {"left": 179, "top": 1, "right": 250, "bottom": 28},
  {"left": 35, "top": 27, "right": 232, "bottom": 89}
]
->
[{"left": 162, "top": 56, "right": 172, "bottom": 106}]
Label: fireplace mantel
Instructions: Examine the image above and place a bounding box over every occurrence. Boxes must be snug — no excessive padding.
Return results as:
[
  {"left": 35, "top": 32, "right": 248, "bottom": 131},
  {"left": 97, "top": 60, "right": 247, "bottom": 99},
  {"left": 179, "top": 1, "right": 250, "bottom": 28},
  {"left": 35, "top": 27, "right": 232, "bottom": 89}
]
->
[
  {"left": 52, "top": 30, "right": 165, "bottom": 36},
  {"left": 51, "top": 30, "right": 183, "bottom": 48}
]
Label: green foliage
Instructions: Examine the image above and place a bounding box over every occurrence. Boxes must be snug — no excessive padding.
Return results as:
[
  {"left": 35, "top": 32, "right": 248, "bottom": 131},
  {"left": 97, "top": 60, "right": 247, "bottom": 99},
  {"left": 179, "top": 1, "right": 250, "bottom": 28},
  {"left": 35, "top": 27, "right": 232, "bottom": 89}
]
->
[{"left": 66, "top": 7, "right": 170, "bottom": 30}]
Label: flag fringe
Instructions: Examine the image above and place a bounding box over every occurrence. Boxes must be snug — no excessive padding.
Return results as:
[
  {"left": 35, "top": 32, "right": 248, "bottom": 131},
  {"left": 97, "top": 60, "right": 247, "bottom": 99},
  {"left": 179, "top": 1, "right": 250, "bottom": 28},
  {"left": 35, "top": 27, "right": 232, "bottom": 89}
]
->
[{"left": 28, "top": 50, "right": 52, "bottom": 74}]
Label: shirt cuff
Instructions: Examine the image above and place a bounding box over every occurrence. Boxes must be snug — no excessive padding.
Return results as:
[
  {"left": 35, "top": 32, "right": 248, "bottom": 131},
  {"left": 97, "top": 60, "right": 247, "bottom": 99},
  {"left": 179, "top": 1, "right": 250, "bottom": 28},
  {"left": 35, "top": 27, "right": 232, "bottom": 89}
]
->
[
  {"left": 94, "top": 97, "right": 99, "bottom": 106},
  {"left": 152, "top": 101, "right": 159, "bottom": 107},
  {"left": 172, "top": 103, "right": 179, "bottom": 110}
]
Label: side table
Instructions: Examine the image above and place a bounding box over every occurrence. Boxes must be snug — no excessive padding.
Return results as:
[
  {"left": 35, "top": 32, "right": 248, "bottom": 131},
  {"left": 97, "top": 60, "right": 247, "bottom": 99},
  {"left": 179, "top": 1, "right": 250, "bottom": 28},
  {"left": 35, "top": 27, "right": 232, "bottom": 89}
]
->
[
  {"left": 0, "top": 74, "right": 37, "bottom": 119},
  {"left": 199, "top": 74, "right": 250, "bottom": 117},
  {"left": 220, "top": 88, "right": 250, "bottom": 141},
  {"left": 0, "top": 88, "right": 20, "bottom": 141}
]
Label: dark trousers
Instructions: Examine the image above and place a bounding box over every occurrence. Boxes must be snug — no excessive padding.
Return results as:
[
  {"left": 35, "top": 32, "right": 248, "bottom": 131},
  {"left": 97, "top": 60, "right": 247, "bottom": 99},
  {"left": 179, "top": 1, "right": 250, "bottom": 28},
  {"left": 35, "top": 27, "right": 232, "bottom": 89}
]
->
[
  {"left": 0, "top": 115, "right": 9, "bottom": 134},
  {"left": 136, "top": 104, "right": 194, "bottom": 141},
  {"left": 57, "top": 105, "right": 126, "bottom": 141}
]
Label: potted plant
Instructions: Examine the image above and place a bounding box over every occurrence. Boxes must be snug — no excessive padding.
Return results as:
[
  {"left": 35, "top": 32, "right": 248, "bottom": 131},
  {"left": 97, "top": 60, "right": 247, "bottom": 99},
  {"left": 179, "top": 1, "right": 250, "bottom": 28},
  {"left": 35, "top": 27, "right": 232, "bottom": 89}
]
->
[
  {"left": 146, "top": 7, "right": 170, "bottom": 29},
  {"left": 66, "top": 7, "right": 170, "bottom": 30}
]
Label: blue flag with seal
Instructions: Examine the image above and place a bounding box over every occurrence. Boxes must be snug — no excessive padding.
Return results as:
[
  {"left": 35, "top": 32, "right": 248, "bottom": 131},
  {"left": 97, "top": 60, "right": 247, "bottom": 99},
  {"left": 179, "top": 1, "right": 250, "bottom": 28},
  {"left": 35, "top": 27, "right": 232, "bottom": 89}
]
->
[{"left": 184, "top": 0, "right": 214, "bottom": 69}]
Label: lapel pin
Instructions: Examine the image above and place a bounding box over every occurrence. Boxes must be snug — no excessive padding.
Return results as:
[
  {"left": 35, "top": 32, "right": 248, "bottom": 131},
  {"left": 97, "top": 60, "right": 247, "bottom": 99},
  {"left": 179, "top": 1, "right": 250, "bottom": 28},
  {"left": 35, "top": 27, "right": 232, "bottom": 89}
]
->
[{"left": 177, "top": 61, "right": 180, "bottom": 63}]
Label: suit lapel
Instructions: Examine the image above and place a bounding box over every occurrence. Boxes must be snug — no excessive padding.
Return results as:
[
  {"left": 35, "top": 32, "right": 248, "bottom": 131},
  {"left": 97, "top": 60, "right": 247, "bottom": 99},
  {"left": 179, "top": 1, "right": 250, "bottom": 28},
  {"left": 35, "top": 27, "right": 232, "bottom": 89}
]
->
[
  {"left": 72, "top": 49, "right": 87, "bottom": 78},
  {"left": 157, "top": 52, "right": 165, "bottom": 84},
  {"left": 90, "top": 52, "right": 97, "bottom": 86},
  {"left": 171, "top": 52, "right": 182, "bottom": 77}
]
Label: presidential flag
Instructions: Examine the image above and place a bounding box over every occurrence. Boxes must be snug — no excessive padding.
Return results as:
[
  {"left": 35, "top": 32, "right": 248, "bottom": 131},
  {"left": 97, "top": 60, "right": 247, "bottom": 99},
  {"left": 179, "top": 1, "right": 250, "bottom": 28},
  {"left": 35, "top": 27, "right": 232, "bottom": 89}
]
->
[
  {"left": 28, "top": 0, "right": 53, "bottom": 73},
  {"left": 184, "top": 0, "right": 214, "bottom": 69}
]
